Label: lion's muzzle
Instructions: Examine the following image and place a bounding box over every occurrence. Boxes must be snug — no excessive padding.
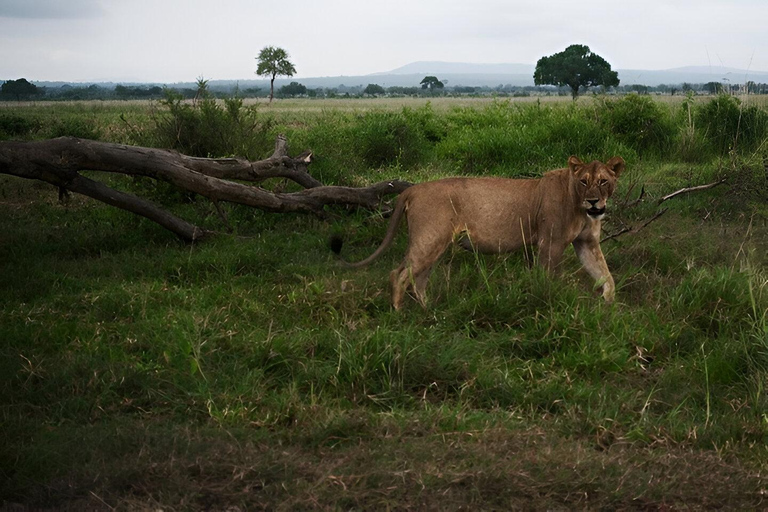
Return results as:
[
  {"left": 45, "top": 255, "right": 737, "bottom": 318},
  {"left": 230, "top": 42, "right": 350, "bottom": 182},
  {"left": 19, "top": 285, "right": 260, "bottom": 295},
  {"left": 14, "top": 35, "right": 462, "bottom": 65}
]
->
[
  {"left": 587, "top": 206, "right": 606, "bottom": 218},
  {"left": 585, "top": 198, "right": 606, "bottom": 218}
]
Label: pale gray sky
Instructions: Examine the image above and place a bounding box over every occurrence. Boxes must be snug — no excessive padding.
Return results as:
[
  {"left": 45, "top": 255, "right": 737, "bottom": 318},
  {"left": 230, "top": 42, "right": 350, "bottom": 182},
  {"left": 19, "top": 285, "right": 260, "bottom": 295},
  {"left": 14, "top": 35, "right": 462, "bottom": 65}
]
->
[{"left": 1, "top": 0, "right": 766, "bottom": 83}]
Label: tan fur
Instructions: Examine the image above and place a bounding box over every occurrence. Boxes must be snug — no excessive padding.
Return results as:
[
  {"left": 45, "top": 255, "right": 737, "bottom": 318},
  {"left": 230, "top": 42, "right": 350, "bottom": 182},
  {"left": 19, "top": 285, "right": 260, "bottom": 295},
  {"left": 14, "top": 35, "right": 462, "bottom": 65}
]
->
[{"left": 342, "top": 156, "right": 624, "bottom": 309}]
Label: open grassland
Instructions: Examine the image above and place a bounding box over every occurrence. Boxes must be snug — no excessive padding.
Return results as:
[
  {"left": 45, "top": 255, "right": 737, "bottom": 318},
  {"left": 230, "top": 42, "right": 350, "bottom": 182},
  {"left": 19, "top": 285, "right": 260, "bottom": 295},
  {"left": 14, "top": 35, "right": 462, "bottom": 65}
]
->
[{"left": 1, "top": 95, "right": 767, "bottom": 509}]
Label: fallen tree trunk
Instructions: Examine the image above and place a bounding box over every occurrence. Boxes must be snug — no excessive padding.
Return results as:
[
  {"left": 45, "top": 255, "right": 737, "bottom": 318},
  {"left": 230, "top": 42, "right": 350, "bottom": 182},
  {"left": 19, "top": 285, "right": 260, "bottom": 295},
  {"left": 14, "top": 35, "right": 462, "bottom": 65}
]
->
[{"left": 0, "top": 136, "right": 411, "bottom": 242}]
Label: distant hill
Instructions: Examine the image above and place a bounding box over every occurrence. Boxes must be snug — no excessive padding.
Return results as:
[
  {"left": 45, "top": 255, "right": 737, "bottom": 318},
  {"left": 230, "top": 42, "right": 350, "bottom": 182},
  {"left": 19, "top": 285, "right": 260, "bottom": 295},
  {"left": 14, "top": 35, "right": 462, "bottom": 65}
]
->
[
  {"left": 279, "top": 62, "right": 768, "bottom": 89},
  {"left": 369, "top": 62, "right": 768, "bottom": 87},
  {"left": 374, "top": 61, "right": 536, "bottom": 76},
  {"left": 615, "top": 66, "right": 768, "bottom": 86},
  {"left": 16, "top": 62, "right": 768, "bottom": 91}
]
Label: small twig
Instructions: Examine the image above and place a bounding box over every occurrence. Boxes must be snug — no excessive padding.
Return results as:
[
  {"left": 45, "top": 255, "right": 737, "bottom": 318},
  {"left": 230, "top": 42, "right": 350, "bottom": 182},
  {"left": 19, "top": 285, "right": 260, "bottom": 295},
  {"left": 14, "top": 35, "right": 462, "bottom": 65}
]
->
[
  {"left": 658, "top": 179, "right": 726, "bottom": 204},
  {"left": 624, "top": 185, "right": 646, "bottom": 208},
  {"left": 620, "top": 180, "right": 637, "bottom": 204},
  {"left": 602, "top": 208, "right": 668, "bottom": 242},
  {"left": 211, "top": 199, "right": 232, "bottom": 232},
  {"left": 89, "top": 491, "right": 116, "bottom": 511},
  {"left": 602, "top": 226, "right": 632, "bottom": 243}
]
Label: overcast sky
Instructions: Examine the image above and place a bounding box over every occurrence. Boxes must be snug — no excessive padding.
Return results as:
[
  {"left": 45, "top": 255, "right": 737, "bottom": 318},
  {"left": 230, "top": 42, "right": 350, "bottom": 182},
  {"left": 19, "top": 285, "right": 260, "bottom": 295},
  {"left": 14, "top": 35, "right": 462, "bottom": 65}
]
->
[{"left": 1, "top": 0, "right": 766, "bottom": 83}]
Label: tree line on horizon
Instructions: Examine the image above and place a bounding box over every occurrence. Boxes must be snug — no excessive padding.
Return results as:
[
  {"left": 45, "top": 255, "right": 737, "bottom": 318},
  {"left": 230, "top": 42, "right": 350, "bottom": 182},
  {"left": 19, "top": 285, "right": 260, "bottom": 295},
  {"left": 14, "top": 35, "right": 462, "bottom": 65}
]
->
[
  {"left": 4, "top": 44, "right": 768, "bottom": 102},
  {"left": 4, "top": 77, "right": 766, "bottom": 102}
]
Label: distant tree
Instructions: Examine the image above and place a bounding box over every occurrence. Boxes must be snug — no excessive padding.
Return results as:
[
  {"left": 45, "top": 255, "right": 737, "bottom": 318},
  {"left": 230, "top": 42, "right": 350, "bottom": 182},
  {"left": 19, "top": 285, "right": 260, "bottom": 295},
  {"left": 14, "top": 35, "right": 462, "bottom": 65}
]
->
[
  {"left": 364, "top": 84, "right": 385, "bottom": 96},
  {"left": 194, "top": 76, "right": 210, "bottom": 104},
  {"left": 278, "top": 81, "right": 307, "bottom": 97},
  {"left": 1, "top": 78, "right": 39, "bottom": 101},
  {"left": 534, "top": 45, "right": 619, "bottom": 99},
  {"left": 420, "top": 76, "right": 444, "bottom": 92},
  {"left": 705, "top": 81, "right": 723, "bottom": 95},
  {"left": 114, "top": 84, "right": 164, "bottom": 100},
  {"left": 243, "top": 87, "right": 263, "bottom": 98},
  {"left": 256, "top": 46, "right": 296, "bottom": 103},
  {"left": 387, "top": 86, "right": 419, "bottom": 96}
]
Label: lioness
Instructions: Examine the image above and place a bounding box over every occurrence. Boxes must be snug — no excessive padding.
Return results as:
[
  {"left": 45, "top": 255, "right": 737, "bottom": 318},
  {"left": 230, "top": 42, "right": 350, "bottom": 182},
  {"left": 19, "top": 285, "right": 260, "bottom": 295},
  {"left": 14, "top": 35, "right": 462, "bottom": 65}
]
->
[{"left": 333, "top": 156, "right": 624, "bottom": 309}]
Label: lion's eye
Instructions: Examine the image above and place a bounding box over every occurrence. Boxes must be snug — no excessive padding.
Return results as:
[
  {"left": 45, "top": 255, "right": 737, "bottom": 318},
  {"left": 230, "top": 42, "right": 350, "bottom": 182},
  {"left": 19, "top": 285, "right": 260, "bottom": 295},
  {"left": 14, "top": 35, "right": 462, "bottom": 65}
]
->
[
  {"left": 599, "top": 179, "right": 608, "bottom": 187},
  {"left": 580, "top": 179, "right": 588, "bottom": 187}
]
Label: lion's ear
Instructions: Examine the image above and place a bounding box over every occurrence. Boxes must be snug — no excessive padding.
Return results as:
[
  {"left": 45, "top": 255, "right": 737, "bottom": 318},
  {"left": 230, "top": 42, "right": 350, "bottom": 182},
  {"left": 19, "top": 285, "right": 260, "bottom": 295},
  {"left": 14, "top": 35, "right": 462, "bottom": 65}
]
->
[
  {"left": 606, "top": 156, "right": 625, "bottom": 177},
  {"left": 568, "top": 156, "right": 583, "bottom": 173}
]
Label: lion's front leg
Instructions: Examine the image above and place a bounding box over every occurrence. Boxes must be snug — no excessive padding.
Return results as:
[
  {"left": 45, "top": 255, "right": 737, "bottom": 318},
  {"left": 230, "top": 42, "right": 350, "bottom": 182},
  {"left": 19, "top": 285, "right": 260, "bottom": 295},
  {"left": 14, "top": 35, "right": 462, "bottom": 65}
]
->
[
  {"left": 536, "top": 238, "right": 568, "bottom": 273},
  {"left": 572, "top": 236, "right": 615, "bottom": 303}
]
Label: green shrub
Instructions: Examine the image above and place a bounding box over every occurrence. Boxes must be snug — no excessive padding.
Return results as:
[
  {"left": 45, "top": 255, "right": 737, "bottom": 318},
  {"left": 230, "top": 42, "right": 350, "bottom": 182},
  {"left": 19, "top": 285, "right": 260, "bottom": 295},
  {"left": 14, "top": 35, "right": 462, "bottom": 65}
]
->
[
  {"left": 696, "top": 94, "right": 768, "bottom": 154},
  {"left": 146, "top": 88, "right": 273, "bottom": 159},
  {"left": 598, "top": 94, "right": 677, "bottom": 155},
  {"left": 281, "top": 110, "right": 363, "bottom": 185},
  {"left": 0, "top": 113, "right": 40, "bottom": 139},
  {"left": 437, "top": 101, "right": 615, "bottom": 175},
  {"left": 676, "top": 94, "right": 710, "bottom": 163},
  {"left": 46, "top": 116, "right": 102, "bottom": 140},
  {"left": 355, "top": 105, "right": 444, "bottom": 168}
]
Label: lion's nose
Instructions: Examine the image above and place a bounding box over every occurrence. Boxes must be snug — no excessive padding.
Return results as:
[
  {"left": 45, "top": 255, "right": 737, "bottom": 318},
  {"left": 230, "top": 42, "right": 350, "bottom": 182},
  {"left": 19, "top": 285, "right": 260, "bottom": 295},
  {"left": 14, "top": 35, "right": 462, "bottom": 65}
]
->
[{"left": 587, "top": 199, "right": 599, "bottom": 207}]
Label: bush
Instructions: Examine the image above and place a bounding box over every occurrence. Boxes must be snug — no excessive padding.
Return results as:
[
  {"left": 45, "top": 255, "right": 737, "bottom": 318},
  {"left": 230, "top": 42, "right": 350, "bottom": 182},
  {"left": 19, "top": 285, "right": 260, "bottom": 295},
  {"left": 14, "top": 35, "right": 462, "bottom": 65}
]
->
[
  {"left": 598, "top": 94, "right": 677, "bottom": 155},
  {"left": 146, "top": 88, "right": 273, "bottom": 159},
  {"left": 437, "top": 101, "right": 616, "bottom": 175},
  {"left": 0, "top": 113, "right": 40, "bottom": 139},
  {"left": 696, "top": 94, "right": 768, "bottom": 154},
  {"left": 355, "top": 105, "right": 445, "bottom": 168},
  {"left": 46, "top": 116, "right": 102, "bottom": 140}
]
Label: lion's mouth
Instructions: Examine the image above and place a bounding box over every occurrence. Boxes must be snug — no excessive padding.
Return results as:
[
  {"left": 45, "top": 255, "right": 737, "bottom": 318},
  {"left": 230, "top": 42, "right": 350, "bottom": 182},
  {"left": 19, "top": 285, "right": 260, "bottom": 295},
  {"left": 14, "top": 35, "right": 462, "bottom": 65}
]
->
[{"left": 587, "top": 207, "right": 606, "bottom": 218}]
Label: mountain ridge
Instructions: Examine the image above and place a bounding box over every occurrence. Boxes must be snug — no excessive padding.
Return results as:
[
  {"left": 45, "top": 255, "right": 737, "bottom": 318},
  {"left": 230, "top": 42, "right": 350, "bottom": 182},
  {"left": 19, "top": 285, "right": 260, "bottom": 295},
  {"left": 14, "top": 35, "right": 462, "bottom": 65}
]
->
[
  {"left": 369, "top": 61, "right": 768, "bottom": 86},
  {"left": 15, "top": 62, "right": 768, "bottom": 89}
]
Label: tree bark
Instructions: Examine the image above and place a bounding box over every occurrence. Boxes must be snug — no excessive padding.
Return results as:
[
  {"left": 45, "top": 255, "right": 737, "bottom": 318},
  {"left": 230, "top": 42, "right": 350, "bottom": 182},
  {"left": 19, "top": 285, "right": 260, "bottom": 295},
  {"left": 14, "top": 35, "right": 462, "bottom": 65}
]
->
[{"left": 0, "top": 136, "right": 411, "bottom": 242}]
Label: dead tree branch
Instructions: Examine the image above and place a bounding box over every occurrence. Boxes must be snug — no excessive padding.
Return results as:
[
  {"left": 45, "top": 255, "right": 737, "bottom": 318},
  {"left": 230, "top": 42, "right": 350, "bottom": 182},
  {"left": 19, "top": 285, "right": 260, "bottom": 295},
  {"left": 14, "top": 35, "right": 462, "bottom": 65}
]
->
[
  {"left": 604, "top": 177, "right": 728, "bottom": 243},
  {"left": 658, "top": 179, "right": 727, "bottom": 204},
  {"left": 624, "top": 185, "right": 646, "bottom": 208},
  {"left": 602, "top": 208, "right": 669, "bottom": 243},
  {"left": 0, "top": 136, "right": 411, "bottom": 242}
]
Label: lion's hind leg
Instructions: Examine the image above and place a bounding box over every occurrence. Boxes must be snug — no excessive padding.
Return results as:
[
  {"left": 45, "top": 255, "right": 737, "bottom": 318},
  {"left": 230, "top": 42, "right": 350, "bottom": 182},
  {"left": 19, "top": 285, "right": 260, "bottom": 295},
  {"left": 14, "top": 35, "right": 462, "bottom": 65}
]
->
[
  {"left": 390, "top": 240, "right": 451, "bottom": 310},
  {"left": 390, "top": 264, "right": 410, "bottom": 311},
  {"left": 390, "top": 261, "right": 434, "bottom": 310}
]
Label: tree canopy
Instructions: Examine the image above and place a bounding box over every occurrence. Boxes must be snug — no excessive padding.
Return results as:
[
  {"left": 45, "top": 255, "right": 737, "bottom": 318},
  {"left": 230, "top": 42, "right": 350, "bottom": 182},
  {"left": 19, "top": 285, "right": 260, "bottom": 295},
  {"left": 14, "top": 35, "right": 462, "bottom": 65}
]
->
[
  {"left": 255, "top": 46, "right": 296, "bottom": 102},
  {"left": 364, "top": 84, "right": 386, "bottom": 96},
  {"left": 279, "top": 82, "right": 307, "bottom": 98},
  {"left": 1, "top": 78, "right": 39, "bottom": 101},
  {"left": 420, "top": 76, "right": 444, "bottom": 92},
  {"left": 534, "top": 45, "right": 619, "bottom": 99}
]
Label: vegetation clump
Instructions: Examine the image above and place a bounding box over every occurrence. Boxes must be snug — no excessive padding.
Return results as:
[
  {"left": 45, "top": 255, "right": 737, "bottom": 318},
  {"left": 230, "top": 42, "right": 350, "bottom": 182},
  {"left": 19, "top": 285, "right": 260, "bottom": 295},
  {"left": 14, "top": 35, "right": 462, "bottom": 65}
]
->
[
  {"left": 141, "top": 83, "right": 273, "bottom": 159},
  {"left": 696, "top": 93, "right": 768, "bottom": 153}
]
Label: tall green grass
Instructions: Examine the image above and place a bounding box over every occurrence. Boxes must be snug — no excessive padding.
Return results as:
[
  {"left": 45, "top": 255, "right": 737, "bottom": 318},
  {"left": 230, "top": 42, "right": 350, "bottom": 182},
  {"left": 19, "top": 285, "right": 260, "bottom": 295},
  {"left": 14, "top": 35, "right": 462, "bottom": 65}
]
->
[{"left": 1, "top": 95, "right": 767, "bottom": 508}]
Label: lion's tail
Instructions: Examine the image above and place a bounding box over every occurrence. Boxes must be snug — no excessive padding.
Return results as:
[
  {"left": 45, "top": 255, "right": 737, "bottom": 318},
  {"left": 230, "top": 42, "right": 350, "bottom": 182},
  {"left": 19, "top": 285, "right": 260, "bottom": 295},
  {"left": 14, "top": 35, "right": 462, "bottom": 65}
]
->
[{"left": 331, "top": 193, "right": 408, "bottom": 268}]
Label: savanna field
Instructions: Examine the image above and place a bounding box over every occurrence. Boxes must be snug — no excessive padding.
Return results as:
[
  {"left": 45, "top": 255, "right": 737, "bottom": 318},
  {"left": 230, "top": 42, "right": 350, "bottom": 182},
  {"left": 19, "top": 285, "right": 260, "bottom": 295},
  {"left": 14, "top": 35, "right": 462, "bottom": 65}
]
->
[{"left": 1, "top": 93, "right": 767, "bottom": 509}]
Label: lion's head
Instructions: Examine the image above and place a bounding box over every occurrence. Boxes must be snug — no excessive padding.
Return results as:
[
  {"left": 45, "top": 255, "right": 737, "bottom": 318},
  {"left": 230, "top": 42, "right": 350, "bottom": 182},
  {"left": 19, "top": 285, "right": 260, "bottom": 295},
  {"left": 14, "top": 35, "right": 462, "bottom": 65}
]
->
[{"left": 568, "top": 156, "right": 624, "bottom": 219}]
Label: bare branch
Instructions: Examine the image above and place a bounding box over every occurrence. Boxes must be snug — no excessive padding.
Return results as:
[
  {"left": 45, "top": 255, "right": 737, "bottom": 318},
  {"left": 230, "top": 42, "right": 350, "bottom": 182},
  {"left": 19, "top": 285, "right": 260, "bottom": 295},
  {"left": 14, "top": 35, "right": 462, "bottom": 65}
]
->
[
  {"left": 658, "top": 179, "right": 726, "bottom": 204},
  {"left": 624, "top": 185, "right": 646, "bottom": 208},
  {"left": 602, "top": 208, "right": 668, "bottom": 243}
]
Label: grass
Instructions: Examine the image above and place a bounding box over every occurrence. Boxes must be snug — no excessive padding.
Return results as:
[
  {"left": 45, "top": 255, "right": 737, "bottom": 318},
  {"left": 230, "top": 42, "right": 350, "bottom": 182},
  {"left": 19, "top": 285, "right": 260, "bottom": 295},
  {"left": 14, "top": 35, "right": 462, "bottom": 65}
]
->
[{"left": 1, "top": 95, "right": 767, "bottom": 509}]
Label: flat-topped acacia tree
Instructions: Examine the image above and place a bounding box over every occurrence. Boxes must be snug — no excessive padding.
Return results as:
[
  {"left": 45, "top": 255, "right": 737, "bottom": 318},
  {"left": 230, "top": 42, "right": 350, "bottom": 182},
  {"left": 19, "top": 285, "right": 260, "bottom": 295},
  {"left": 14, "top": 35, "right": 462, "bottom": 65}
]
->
[{"left": 256, "top": 46, "right": 296, "bottom": 103}]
